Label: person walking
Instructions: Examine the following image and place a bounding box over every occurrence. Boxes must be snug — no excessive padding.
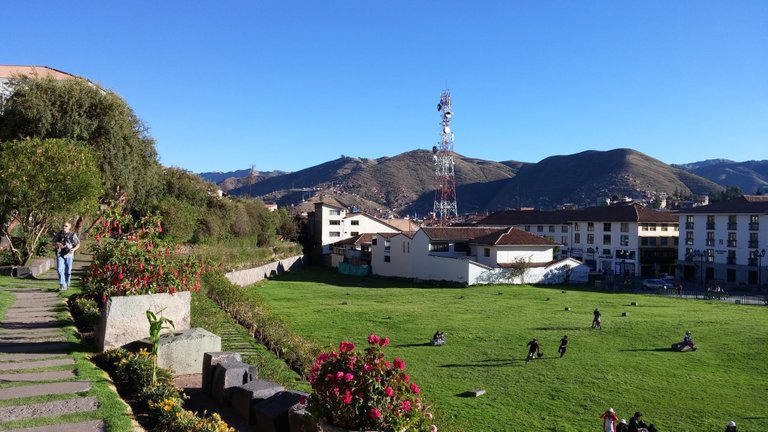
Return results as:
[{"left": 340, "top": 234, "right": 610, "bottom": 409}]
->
[
  {"left": 52, "top": 221, "right": 80, "bottom": 291},
  {"left": 558, "top": 335, "right": 568, "bottom": 358},
  {"left": 601, "top": 408, "right": 618, "bottom": 432},
  {"left": 592, "top": 308, "right": 602, "bottom": 329},
  {"left": 525, "top": 338, "right": 541, "bottom": 364}
]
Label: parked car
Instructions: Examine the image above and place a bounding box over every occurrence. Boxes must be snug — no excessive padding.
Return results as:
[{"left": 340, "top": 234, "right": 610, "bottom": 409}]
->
[{"left": 642, "top": 279, "right": 671, "bottom": 290}]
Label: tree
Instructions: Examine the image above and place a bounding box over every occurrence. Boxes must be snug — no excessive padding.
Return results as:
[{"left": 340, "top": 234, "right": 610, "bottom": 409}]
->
[
  {"left": 507, "top": 256, "right": 531, "bottom": 284},
  {"left": 0, "top": 138, "right": 101, "bottom": 265},
  {"left": 0, "top": 76, "right": 161, "bottom": 212},
  {"left": 709, "top": 186, "right": 743, "bottom": 203}
]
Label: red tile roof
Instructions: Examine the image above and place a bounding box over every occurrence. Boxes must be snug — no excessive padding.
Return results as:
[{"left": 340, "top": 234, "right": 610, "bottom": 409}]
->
[
  {"left": 420, "top": 227, "right": 503, "bottom": 241},
  {"left": 0, "top": 65, "right": 79, "bottom": 80},
  {"left": 471, "top": 227, "right": 557, "bottom": 246}
]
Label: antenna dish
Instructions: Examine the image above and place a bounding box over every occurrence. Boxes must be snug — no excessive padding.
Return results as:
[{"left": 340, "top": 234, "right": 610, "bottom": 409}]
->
[
  {"left": 443, "top": 126, "right": 451, "bottom": 134},
  {"left": 445, "top": 111, "right": 452, "bottom": 118},
  {"left": 437, "top": 103, "right": 442, "bottom": 111}
]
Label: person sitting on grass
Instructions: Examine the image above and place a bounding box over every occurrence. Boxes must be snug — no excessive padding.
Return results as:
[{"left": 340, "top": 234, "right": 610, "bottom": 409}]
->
[
  {"left": 682, "top": 331, "right": 697, "bottom": 351},
  {"left": 628, "top": 412, "right": 648, "bottom": 432},
  {"left": 724, "top": 421, "right": 737, "bottom": 432},
  {"left": 431, "top": 331, "right": 446, "bottom": 346}
]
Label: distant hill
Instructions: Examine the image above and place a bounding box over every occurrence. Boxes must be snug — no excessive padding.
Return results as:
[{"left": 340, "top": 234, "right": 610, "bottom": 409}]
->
[
  {"left": 198, "top": 168, "right": 288, "bottom": 192},
  {"left": 198, "top": 148, "right": 731, "bottom": 215},
  {"left": 674, "top": 159, "right": 768, "bottom": 195}
]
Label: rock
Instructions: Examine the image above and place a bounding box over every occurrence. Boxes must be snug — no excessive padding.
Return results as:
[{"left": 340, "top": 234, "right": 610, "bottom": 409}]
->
[
  {"left": 211, "top": 360, "right": 257, "bottom": 406},
  {"left": 202, "top": 352, "right": 241, "bottom": 395},
  {"left": 253, "top": 390, "right": 307, "bottom": 432},
  {"left": 231, "top": 379, "right": 285, "bottom": 424},
  {"left": 132, "top": 328, "right": 221, "bottom": 375}
]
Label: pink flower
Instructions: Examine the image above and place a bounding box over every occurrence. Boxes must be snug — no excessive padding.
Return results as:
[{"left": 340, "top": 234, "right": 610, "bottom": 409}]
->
[
  {"left": 410, "top": 383, "right": 420, "bottom": 394},
  {"left": 363, "top": 363, "right": 373, "bottom": 372},
  {"left": 403, "top": 373, "right": 410, "bottom": 383},
  {"left": 401, "top": 400, "right": 412, "bottom": 411},
  {"left": 385, "top": 386, "right": 394, "bottom": 397},
  {"left": 379, "top": 336, "right": 390, "bottom": 347},
  {"left": 430, "top": 425, "right": 438, "bottom": 432},
  {"left": 393, "top": 358, "right": 405, "bottom": 370},
  {"left": 341, "top": 390, "right": 353, "bottom": 404},
  {"left": 336, "top": 371, "right": 345, "bottom": 380},
  {"left": 369, "top": 407, "right": 382, "bottom": 419},
  {"left": 339, "top": 341, "right": 355, "bottom": 353},
  {"left": 344, "top": 372, "right": 354, "bottom": 382},
  {"left": 326, "top": 373, "right": 334, "bottom": 381},
  {"left": 368, "top": 334, "right": 380, "bottom": 345},
  {"left": 426, "top": 412, "right": 433, "bottom": 419}
]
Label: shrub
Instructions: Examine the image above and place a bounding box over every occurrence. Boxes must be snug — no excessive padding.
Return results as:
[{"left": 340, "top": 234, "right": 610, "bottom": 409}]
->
[
  {"left": 69, "top": 295, "right": 102, "bottom": 331},
  {"left": 306, "top": 335, "right": 437, "bottom": 432}
]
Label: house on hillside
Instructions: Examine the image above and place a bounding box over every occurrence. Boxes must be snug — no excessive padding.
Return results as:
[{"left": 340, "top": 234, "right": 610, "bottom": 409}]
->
[
  {"left": 479, "top": 202, "right": 679, "bottom": 278},
  {"left": 0, "top": 65, "right": 82, "bottom": 111},
  {"left": 371, "top": 226, "right": 589, "bottom": 285},
  {"left": 677, "top": 195, "right": 768, "bottom": 288},
  {"left": 308, "top": 202, "right": 417, "bottom": 266}
]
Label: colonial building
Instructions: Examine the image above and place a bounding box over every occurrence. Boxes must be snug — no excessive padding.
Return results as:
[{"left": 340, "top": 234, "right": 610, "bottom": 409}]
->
[
  {"left": 677, "top": 195, "right": 768, "bottom": 288},
  {"left": 479, "top": 202, "right": 679, "bottom": 278}
]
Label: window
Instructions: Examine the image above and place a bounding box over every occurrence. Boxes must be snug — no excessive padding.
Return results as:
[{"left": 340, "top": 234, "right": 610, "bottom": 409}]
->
[
  {"left": 685, "top": 231, "right": 694, "bottom": 245},
  {"left": 728, "top": 215, "right": 737, "bottom": 230},
  {"left": 372, "top": 238, "right": 377, "bottom": 246},
  {"left": 329, "top": 209, "right": 341, "bottom": 216},
  {"left": 685, "top": 215, "right": 694, "bottom": 229},
  {"left": 620, "top": 235, "right": 629, "bottom": 246},
  {"left": 484, "top": 248, "right": 490, "bottom": 257},
  {"left": 537, "top": 225, "right": 544, "bottom": 232},
  {"left": 603, "top": 223, "right": 611, "bottom": 232},
  {"left": 407, "top": 242, "right": 410, "bottom": 253},
  {"left": 574, "top": 223, "right": 580, "bottom": 231},
  {"left": 706, "top": 232, "right": 715, "bottom": 247},
  {"left": 587, "top": 222, "right": 594, "bottom": 232},
  {"left": 727, "top": 268, "right": 736, "bottom": 283},
  {"left": 561, "top": 225, "right": 568, "bottom": 233},
  {"left": 727, "top": 250, "right": 736, "bottom": 265},
  {"left": 750, "top": 215, "right": 759, "bottom": 230},
  {"left": 561, "top": 236, "right": 568, "bottom": 246},
  {"left": 727, "top": 232, "right": 737, "bottom": 248},
  {"left": 706, "top": 249, "right": 714, "bottom": 263},
  {"left": 574, "top": 233, "right": 581, "bottom": 243},
  {"left": 384, "top": 255, "right": 391, "bottom": 263},
  {"left": 454, "top": 242, "right": 469, "bottom": 252},
  {"left": 660, "top": 237, "right": 668, "bottom": 246},
  {"left": 350, "top": 232, "right": 359, "bottom": 236},
  {"left": 660, "top": 224, "right": 668, "bottom": 232},
  {"left": 329, "top": 220, "right": 341, "bottom": 225},
  {"left": 548, "top": 225, "right": 555, "bottom": 233},
  {"left": 603, "top": 234, "right": 611, "bottom": 245},
  {"left": 350, "top": 220, "right": 359, "bottom": 226},
  {"left": 429, "top": 242, "right": 449, "bottom": 252},
  {"left": 403, "top": 242, "right": 406, "bottom": 253},
  {"left": 620, "top": 223, "right": 629, "bottom": 233},
  {"left": 749, "top": 233, "right": 759, "bottom": 248},
  {"left": 384, "top": 240, "right": 391, "bottom": 252},
  {"left": 329, "top": 231, "right": 341, "bottom": 237},
  {"left": 641, "top": 238, "right": 649, "bottom": 246},
  {"left": 587, "top": 234, "right": 594, "bottom": 244},
  {"left": 706, "top": 215, "right": 715, "bottom": 230},
  {"left": 524, "top": 225, "right": 530, "bottom": 232}
]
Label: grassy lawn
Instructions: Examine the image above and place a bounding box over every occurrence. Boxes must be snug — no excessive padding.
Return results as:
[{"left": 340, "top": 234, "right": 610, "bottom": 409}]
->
[{"left": 250, "top": 268, "right": 768, "bottom": 432}]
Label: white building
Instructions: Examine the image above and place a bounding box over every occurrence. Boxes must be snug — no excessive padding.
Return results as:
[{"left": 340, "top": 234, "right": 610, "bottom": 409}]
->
[
  {"left": 371, "top": 226, "right": 589, "bottom": 285},
  {"left": 479, "top": 202, "right": 679, "bottom": 278},
  {"left": 677, "top": 195, "right": 768, "bottom": 288}
]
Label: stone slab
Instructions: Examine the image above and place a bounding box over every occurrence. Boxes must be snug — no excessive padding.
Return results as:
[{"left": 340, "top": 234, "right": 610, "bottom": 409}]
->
[
  {"left": 97, "top": 291, "right": 191, "bottom": 351},
  {"left": 467, "top": 388, "right": 486, "bottom": 397},
  {"left": 288, "top": 404, "right": 310, "bottom": 432},
  {"left": 231, "top": 379, "right": 285, "bottom": 424},
  {"left": 5, "top": 419, "right": 105, "bottom": 432},
  {"left": 0, "top": 357, "right": 74, "bottom": 371},
  {"left": 202, "top": 352, "right": 241, "bottom": 395},
  {"left": 0, "top": 381, "right": 90, "bottom": 400},
  {"left": 0, "top": 342, "right": 76, "bottom": 354},
  {"left": 5, "top": 312, "right": 58, "bottom": 319},
  {"left": 0, "top": 335, "right": 68, "bottom": 343},
  {"left": 0, "top": 353, "right": 64, "bottom": 362},
  {"left": 0, "top": 321, "right": 69, "bottom": 331},
  {"left": 253, "top": 391, "right": 306, "bottom": 432},
  {"left": 132, "top": 328, "right": 221, "bottom": 375},
  {"left": 0, "top": 395, "right": 98, "bottom": 421},
  {"left": 211, "top": 360, "right": 257, "bottom": 405},
  {"left": 0, "top": 370, "right": 75, "bottom": 382},
  {"left": 2, "top": 316, "right": 63, "bottom": 323}
]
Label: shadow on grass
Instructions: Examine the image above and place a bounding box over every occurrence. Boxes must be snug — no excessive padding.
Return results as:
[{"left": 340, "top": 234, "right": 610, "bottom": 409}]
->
[
  {"left": 270, "top": 266, "right": 468, "bottom": 289},
  {"left": 0, "top": 320, "right": 70, "bottom": 330},
  {"left": 619, "top": 347, "right": 675, "bottom": 352},
  {"left": 396, "top": 342, "right": 434, "bottom": 348},
  {"left": 532, "top": 326, "right": 588, "bottom": 331},
  {"left": 439, "top": 357, "right": 558, "bottom": 368}
]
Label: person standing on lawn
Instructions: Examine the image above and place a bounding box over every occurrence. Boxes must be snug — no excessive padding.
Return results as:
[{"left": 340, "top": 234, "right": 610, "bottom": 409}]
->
[
  {"left": 558, "top": 335, "right": 568, "bottom": 358},
  {"left": 52, "top": 221, "right": 80, "bottom": 291},
  {"left": 592, "top": 308, "right": 602, "bottom": 329},
  {"left": 601, "top": 408, "right": 618, "bottom": 432}
]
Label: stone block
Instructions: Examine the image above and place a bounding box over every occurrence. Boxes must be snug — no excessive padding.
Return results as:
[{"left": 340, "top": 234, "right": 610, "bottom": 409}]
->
[
  {"left": 203, "top": 352, "right": 241, "bottom": 395},
  {"left": 132, "top": 328, "right": 221, "bottom": 375},
  {"left": 97, "top": 292, "right": 191, "bottom": 351},
  {"left": 622, "top": 312, "right": 629, "bottom": 316},
  {"left": 211, "top": 360, "right": 257, "bottom": 406},
  {"left": 253, "top": 390, "right": 307, "bottom": 432},
  {"left": 631, "top": 301, "right": 639, "bottom": 306},
  {"left": 288, "top": 403, "right": 310, "bottom": 432},
  {"left": 231, "top": 379, "right": 285, "bottom": 424},
  {"left": 467, "top": 388, "right": 486, "bottom": 397}
]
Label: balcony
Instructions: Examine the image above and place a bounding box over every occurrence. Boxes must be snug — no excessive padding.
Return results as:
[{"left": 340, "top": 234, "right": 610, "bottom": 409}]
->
[
  {"left": 727, "top": 240, "right": 737, "bottom": 247},
  {"left": 705, "top": 240, "right": 715, "bottom": 247},
  {"left": 749, "top": 258, "right": 758, "bottom": 266},
  {"left": 727, "top": 257, "right": 736, "bottom": 265},
  {"left": 749, "top": 241, "right": 760, "bottom": 248},
  {"left": 706, "top": 223, "right": 715, "bottom": 230},
  {"left": 749, "top": 223, "right": 759, "bottom": 231},
  {"left": 685, "top": 222, "right": 694, "bottom": 229},
  {"left": 728, "top": 223, "right": 737, "bottom": 230}
]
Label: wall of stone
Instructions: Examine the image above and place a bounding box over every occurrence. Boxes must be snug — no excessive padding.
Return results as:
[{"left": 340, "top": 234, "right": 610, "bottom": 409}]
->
[{"left": 224, "top": 255, "right": 305, "bottom": 287}]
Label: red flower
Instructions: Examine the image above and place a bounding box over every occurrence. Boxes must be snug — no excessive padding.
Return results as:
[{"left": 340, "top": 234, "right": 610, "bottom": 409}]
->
[
  {"left": 401, "top": 400, "right": 412, "bottom": 411},
  {"left": 385, "top": 386, "right": 394, "bottom": 397},
  {"left": 341, "top": 390, "right": 353, "bottom": 404},
  {"left": 367, "top": 334, "right": 380, "bottom": 345},
  {"left": 410, "top": 383, "right": 420, "bottom": 394},
  {"left": 379, "top": 336, "right": 390, "bottom": 347},
  {"left": 339, "top": 341, "right": 355, "bottom": 353},
  {"left": 344, "top": 372, "right": 354, "bottom": 382},
  {"left": 369, "top": 407, "right": 382, "bottom": 419},
  {"left": 393, "top": 358, "right": 405, "bottom": 370}
]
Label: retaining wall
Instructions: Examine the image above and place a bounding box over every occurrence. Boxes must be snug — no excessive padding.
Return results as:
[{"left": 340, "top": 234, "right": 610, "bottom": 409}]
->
[{"left": 224, "top": 255, "right": 305, "bottom": 287}]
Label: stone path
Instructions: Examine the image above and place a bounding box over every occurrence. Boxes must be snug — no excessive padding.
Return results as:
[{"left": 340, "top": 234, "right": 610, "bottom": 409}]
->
[{"left": 0, "top": 286, "right": 107, "bottom": 431}]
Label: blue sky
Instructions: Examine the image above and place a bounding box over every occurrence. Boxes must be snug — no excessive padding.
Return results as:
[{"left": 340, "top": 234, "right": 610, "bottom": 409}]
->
[{"left": 4, "top": 1, "right": 767, "bottom": 173}]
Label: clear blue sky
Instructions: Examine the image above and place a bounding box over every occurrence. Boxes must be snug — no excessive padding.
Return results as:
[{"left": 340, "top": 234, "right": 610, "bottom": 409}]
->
[{"left": 4, "top": 1, "right": 767, "bottom": 173}]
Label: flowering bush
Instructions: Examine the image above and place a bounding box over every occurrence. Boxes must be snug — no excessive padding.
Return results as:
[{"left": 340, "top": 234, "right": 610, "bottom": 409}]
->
[
  {"left": 83, "top": 209, "right": 210, "bottom": 300},
  {"left": 306, "top": 335, "right": 437, "bottom": 432}
]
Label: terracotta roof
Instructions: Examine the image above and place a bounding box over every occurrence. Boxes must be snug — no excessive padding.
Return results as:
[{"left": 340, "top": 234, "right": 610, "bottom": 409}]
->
[
  {"left": 479, "top": 203, "right": 678, "bottom": 225},
  {"left": 420, "top": 227, "right": 506, "bottom": 241},
  {"left": 0, "top": 65, "right": 78, "bottom": 80},
  {"left": 382, "top": 218, "right": 421, "bottom": 232},
  {"left": 678, "top": 195, "right": 768, "bottom": 214},
  {"left": 335, "top": 233, "right": 375, "bottom": 246},
  {"left": 471, "top": 227, "right": 557, "bottom": 246}
]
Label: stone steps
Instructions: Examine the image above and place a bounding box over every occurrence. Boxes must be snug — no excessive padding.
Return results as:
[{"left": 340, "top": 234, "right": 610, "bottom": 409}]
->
[{"left": 4, "top": 419, "right": 105, "bottom": 432}]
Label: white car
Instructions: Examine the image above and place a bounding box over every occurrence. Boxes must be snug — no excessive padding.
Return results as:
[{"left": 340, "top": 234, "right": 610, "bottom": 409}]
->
[{"left": 642, "top": 279, "right": 671, "bottom": 290}]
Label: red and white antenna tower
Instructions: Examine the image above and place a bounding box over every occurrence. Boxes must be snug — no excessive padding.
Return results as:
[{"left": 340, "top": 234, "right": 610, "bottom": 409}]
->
[{"left": 432, "top": 89, "right": 458, "bottom": 224}]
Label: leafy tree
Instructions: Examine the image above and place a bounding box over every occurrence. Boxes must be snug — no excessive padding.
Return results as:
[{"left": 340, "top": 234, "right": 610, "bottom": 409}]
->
[
  {"left": 0, "top": 76, "right": 161, "bottom": 212},
  {"left": 507, "top": 256, "right": 531, "bottom": 284},
  {"left": 0, "top": 138, "right": 101, "bottom": 264},
  {"left": 709, "top": 186, "right": 743, "bottom": 203}
]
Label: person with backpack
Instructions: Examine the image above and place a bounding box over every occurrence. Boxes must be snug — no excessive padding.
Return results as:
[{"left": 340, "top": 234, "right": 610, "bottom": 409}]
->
[
  {"left": 558, "top": 335, "right": 569, "bottom": 358},
  {"left": 52, "top": 221, "right": 80, "bottom": 291}
]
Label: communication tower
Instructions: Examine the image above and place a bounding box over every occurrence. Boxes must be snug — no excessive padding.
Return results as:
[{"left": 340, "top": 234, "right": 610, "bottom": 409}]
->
[{"left": 432, "top": 90, "right": 458, "bottom": 224}]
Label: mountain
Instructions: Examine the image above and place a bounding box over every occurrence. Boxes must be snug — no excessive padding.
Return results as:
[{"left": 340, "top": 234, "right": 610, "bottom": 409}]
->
[
  {"left": 198, "top": 168, "right": 288, "bottom": 192},
  {"left": 673, "top": 159, "right": 768, "bottom": 195},
  {"left": 200, "top": 148, "right": 728, "bottom": 216}
]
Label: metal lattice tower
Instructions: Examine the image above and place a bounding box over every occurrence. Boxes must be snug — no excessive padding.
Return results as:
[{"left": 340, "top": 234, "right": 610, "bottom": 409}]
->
[{"left": 432, "top": 90, "right": 458, "bottom": 224}]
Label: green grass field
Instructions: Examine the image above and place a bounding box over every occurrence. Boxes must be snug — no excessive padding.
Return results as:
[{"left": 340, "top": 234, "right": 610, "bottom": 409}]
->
[{"left": 250, "top": 268, "right": 768, "bottom": 432}]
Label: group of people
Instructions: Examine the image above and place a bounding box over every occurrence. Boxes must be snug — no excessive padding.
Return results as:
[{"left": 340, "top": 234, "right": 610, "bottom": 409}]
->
[
  {"left": 525, "top": 335, "right": 568, "bottom": 363},
  {"left": 601, "top": 409, "right": 656, "bottom": 432}
]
